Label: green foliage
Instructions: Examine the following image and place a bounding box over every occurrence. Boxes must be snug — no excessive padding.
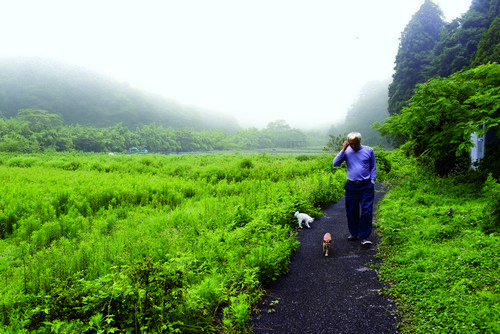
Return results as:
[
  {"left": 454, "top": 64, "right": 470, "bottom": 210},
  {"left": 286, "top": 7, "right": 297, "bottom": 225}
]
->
[
  {"left": 0, "top": 152, "right": 342, "bottom": 332},
  {"left": 377, "top": 150, "right": 500, "bottom": 333},
  {"left": 388, "top": 0, "right": 444, "bottom": 115},
  {"left": 322, "top": 133, "right": 346, "bottom": 153},
  {"left": 472, "top": 16, "right": 500, "bottom": 67},
  {"left": 0, "top": 110, "right": 323, "bottom": 154},
  {"left": 374, "top": 150, "right": 392, "bottom": 181},
  {"left": 239, "top": 157, "right": 254, "bottom": 169},
  {"left": 430, "top": 9, "right": 489, "bottom": 78},
  {"left": 222, "top": 293, "right": 252, "bottom": 333},
  {"left": 380, "top": 63, "right": 500, "bottom": 175},
  {"left": 480, "top": 175, "right": 500, "bottom": 234},
  {"left": 0, "top": 58, "right": 331, "bottom": 154},
  {"left": 0, "top": 59, "right": 330, "bottom": 153},
  {"left": 294, "top": 154, "right": 313, "bottom": 161},
  {"left": 23, "top": 259, "right": 190, "bottom": 333},
  {"left": 389, "top": 0, "right": 500, "bottom": 118},
  {"left": 0, "top": 60, "right": 329, "bottom": 153}
]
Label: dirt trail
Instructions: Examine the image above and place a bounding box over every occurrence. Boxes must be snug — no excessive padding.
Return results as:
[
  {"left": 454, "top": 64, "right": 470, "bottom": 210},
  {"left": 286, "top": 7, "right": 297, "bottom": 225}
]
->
[{"left": 250, "top": 184, "right": 400, "bottom": 334}]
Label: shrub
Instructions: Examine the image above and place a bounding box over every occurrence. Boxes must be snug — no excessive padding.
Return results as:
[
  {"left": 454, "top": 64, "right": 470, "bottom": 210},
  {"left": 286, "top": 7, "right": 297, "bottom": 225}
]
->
[
  {"left": 239, "top": 158, "right": 254, "bottom": 169},
  {"left": 374, "top": 150, "right": 392, "bottom": 180}
]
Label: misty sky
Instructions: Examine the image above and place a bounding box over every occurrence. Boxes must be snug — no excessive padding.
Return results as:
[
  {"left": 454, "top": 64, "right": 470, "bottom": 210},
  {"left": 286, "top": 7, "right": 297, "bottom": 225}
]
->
[{"left": 1, "top": 0, "right": 471, "bottom": 129}]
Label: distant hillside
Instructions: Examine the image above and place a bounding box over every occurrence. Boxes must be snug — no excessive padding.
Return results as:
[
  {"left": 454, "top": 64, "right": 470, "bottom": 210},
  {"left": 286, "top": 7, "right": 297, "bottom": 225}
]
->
[{"left": 0, "top": 58, "right": 240, "bottom": 132}]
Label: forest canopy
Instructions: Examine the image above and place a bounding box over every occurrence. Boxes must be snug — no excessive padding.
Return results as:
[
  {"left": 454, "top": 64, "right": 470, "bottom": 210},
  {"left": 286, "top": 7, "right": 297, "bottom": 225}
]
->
[
  {"left": 0, "top": 109, "right": 320, "bottom": 153},
  {"left": 388, "top": 0, "right": 500, "bottom": 116},
  {"left": 380, "top": 63, "right": 500, "bottom": 175},
  {"left": 382, "top": 0, "right": 500, "bottom": 175}
]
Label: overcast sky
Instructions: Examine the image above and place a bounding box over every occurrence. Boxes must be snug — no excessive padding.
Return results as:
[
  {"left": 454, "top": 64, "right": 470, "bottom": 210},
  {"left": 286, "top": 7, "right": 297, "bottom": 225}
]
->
[{"left": 1, "top": 0, "right": 472, "bottom": 129}]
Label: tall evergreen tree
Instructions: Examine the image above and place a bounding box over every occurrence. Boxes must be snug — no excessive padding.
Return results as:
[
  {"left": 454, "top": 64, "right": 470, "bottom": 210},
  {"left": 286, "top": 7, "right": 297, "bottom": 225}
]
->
[
  {"left": 471, "top": 0, "right": 492, "bottom": 16},
  {"left": 472, "top": 0, "right": 500, "bottom": 66},
  {"left": 472, "top": 16, "right": 500, "bottom": 66},
  {"left": 388, "top": 0, "right": 444, "bottom": 115},
  {"left": 429, "top": 2, "right": 490, "bottom": 79},
  {"left": 486, "top": 0, "right": 500, "bottom": 21}
]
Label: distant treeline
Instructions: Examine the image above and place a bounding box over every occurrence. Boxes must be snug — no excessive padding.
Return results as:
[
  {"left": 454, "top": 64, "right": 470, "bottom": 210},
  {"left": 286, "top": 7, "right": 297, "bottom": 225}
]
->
[
  {"left": 0, "top": 109, "right": 324, "bottom": 153},
  {"left": 0, "top": 59, "right": 392, "bottom": 152}
]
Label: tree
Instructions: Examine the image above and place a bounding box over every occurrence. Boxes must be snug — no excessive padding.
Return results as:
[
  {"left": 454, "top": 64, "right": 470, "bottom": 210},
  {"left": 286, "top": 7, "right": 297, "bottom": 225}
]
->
[
  {"left": 263, "top": 120, "right": 307, "bottom": 148},
  {"left": 71, "top": 125, "right": 106, "bottom": 152},
  {"left": 0, "top": 133, "right": 30, "bottom": 152},
  {"left": 230, "top": 128, "right": 262, "bottom": 150},
  {"left": 105, "top": 122, "right": 136, "bottom": 152},
  {"left": 54, "top": 126, "right": 75, "bottom": 152},
  {"left": 380, "top": 63, "right": 500, "bottom": 175},
  {"left": 195, "top": 130, "right": 228, "bottom": 151},
  {"left": 323, "top": 133, "right": 347, "bottom": 152},
  {"left": 174, "top": 128, "right": 197, "bottom": 152},
  {"left": 17, "top": 109, "right": 62, "bottom": 132},
  {"left": 265, "top": 120, "right": 291, "bottom": 133},
  {"left": 429, "top": 9, "right": 490, "bottom": 79},
  {"left": 472, "top": 16, "right": 500, "bottom": 66},
  {"left": 388, "top": 0, "right": 444, "bottom": 115}
]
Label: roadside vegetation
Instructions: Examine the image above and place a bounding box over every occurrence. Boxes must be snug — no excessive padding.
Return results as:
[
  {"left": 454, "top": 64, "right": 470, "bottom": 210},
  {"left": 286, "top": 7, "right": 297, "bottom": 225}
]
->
[
  {"left": 0, "top": 147, "right": 499, "bottom": 333},
  {"left": 376, "top": 150, "right": 500, "bottom": 333},
  {"left": 374, "top": 62, "right": 500, "bottom": 333},
  {"left": 0, "top": 152, "right": 348, "bottom": 333}
]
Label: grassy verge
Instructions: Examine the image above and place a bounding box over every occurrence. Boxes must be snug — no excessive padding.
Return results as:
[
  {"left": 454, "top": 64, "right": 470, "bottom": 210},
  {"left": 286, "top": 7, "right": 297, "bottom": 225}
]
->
[
  {"left": 0, "top": 152, "right": 345, "bottom": 333},
  {"left": 376, "top": 151, "right": 500, "bottom": 333}
]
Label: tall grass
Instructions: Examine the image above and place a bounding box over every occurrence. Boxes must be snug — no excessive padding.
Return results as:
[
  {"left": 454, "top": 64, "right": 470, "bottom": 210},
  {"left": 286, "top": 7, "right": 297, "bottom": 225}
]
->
[
  {"left": 0, "top": 152, "right": 345, "bottom": 333},
  {"left": 377, "top": 150, "right": 500, "bottom": 333}
]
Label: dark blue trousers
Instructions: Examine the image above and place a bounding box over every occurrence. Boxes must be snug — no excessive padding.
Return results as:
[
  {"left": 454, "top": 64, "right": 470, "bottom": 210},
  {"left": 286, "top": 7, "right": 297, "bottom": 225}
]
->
[{"left": 344, "top": 181, "right": 374, "bottom": 240}]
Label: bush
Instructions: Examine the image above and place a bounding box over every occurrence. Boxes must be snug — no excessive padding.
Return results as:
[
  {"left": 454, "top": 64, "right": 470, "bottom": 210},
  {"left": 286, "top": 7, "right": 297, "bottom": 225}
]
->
[{"left": 374, "top": 150, "right": 392, "bottom": 180}]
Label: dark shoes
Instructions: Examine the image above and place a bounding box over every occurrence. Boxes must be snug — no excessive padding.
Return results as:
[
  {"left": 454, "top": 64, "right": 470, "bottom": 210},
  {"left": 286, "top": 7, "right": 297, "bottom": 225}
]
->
[{"left": 347, "top": 235, "right": 357, "bottom": 241}]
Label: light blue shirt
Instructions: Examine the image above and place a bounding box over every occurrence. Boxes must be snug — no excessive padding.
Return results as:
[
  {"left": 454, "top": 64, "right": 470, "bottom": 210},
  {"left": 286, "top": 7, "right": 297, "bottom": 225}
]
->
[{"left": 333, "top": 145, "right": 377, "bottom": 184}]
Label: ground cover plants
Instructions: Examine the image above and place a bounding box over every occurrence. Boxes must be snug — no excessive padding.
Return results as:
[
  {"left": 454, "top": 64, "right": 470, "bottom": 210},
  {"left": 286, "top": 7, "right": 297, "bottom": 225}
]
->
[
  {"left": 0, "top": 152, "right": 346, "bottom": 333},
  {"left": 376, "top": 150, "right": 500, "bottom": 333}
]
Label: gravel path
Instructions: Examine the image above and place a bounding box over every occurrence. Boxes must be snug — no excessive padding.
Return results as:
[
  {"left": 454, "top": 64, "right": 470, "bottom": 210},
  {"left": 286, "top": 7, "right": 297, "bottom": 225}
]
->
[{"left": 249, "top": 184, "right": 400, "bottom": 334}]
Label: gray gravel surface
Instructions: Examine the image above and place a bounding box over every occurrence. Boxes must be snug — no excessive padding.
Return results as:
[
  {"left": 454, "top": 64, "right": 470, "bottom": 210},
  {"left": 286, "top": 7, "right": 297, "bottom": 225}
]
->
[{"left": 249, "top": 184, "right": 400, "bottom": 334}]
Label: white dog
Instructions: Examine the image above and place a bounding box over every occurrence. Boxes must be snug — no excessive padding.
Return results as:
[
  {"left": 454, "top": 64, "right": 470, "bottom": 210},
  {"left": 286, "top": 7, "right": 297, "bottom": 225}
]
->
[{"left": 294, "top": 211, "right": 314, "bottom": 228}]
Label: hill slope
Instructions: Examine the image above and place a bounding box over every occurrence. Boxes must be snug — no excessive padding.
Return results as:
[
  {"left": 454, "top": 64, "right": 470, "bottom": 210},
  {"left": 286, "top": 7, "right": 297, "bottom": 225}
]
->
[{"left": 0, "top": 58, "right": 240, "bottom": 132}]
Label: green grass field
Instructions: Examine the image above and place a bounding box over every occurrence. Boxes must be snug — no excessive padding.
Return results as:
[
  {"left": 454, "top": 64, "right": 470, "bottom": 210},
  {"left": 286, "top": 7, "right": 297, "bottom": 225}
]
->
[
  {"left": 0, "top": 152, "right": 345, "bottom": 333},
  {"left": 0, "top": 150, "right": 499, "bottom": 333}
]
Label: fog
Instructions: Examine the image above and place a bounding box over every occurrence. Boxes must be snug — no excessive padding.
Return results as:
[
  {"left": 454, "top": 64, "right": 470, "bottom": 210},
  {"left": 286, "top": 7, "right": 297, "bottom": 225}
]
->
[{"left": 0, "top": 0, "right": 472, "bottom": 129}]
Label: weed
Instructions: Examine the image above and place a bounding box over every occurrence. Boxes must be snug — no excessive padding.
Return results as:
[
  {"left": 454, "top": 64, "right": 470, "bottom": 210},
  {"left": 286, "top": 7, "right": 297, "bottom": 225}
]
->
[
  {"left": 0, "top": 152, "right": 341, "bottom": 332},
  {"left": 377, "top": 150, "right": 500, "bottom": 333}
]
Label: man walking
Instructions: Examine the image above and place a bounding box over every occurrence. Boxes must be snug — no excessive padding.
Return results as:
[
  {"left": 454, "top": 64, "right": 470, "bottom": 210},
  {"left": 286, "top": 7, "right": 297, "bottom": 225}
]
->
[{"left": 333, "top": 132, "right": 377, "bottom": 245}]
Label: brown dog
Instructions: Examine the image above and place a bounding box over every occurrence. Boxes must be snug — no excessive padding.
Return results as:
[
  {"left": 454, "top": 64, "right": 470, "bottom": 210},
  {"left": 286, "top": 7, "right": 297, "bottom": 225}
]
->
[{"left": 323, "top": 232, "right": 332, "bottom": 256}]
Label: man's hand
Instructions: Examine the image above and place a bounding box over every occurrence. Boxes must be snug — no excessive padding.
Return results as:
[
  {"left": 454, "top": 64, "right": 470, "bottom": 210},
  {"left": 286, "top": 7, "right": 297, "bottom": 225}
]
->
[{"left": 342, "top": 140, "right": 350, "bottom": 152}]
